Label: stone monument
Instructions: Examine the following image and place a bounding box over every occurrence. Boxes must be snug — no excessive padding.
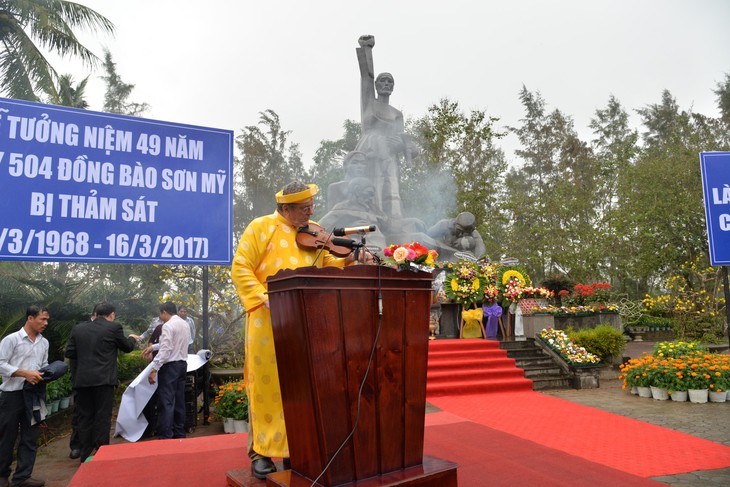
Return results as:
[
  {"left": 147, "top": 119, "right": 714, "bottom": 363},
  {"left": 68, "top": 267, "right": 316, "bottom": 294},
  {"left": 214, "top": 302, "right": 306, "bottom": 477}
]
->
[{"left": 319, "top": 35, "right": 484, "bottom": 261}]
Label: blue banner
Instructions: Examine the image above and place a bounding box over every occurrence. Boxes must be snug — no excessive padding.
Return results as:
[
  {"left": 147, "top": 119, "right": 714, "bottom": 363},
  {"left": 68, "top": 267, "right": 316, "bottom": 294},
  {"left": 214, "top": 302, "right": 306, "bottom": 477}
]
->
[
  {"left": 700, "top": 151, "right": 730, "bottom": 266},
  {"left": 0, "top": 97, "right": 233, "bottom": 264}
]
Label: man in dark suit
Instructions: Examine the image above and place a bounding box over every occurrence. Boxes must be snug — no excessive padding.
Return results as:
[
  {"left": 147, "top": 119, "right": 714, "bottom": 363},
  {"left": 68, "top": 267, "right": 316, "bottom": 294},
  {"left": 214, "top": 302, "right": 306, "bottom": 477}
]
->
[{"left": 65, "top": 302, "right": 137, "bottom": 462}]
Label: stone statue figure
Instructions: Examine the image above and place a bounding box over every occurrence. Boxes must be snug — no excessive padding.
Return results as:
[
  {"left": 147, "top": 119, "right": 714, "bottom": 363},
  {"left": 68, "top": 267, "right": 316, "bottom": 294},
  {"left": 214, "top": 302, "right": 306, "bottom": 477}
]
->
[
  {"left": 427, "top": 212, "right": 486, "bottom": 260},
  {"left": 319, "top": 174, "right": 429, "bottom": 251},
  {"left": 326, "top": 151, "right": 368, "bottom": 211},
  {"left": 354, "top": 34, "right": 413, "bottom": 219},
  {"left": 319, "top": 176, "right": 389, "bottom": 250}
]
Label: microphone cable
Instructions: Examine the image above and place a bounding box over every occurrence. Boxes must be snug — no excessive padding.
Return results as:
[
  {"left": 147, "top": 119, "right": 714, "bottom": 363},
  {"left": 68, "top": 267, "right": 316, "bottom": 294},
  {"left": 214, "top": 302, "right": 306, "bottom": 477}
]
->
[{"left": 308, "top": 265, "right": 383, "bottom": 486}]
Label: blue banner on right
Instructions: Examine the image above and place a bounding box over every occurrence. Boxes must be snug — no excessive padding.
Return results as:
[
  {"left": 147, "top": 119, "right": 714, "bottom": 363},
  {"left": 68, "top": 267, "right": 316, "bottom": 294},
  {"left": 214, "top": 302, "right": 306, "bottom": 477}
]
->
[{"left": 700, "top": 152, "right": 730, "bottom": 265}]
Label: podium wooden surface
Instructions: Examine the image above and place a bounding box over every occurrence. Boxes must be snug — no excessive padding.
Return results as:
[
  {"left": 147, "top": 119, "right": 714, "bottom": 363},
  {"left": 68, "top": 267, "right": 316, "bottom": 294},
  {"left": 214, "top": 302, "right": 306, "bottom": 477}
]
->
[{"left": 263, "top": 265, "right": 456, "bottom": 486}]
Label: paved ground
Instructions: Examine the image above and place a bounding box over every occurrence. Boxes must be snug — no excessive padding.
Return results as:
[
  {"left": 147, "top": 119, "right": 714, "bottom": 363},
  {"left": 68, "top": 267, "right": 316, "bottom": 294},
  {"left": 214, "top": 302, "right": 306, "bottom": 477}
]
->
[{"left": 15, "top": 341, "right": 730, "bottom": 486}]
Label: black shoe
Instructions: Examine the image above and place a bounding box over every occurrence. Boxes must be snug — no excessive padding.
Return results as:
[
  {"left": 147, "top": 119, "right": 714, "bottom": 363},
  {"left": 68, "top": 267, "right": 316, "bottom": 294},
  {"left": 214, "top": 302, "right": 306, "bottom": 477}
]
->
[
  {"left": 69, "top": 449, "right": 81, "bottom": 459},
  {"left": 10, "top": 478, "right": 45, "bottom": 487},
  {"left": 283, "top": 458, "right": 291, "bottom": 470},
  {"left": 251, "top": 457, "right": 277, "bottom": 479}
]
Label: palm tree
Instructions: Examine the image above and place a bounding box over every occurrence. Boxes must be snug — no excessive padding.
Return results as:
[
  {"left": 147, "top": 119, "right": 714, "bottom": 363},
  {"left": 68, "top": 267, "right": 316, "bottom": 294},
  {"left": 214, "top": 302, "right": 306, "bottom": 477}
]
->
[
  {"left": 50, "top": 73, "right": 89, "bottom": 108},
  {"left": 0, "top": 0, "right": 114, "bottom": 101}
]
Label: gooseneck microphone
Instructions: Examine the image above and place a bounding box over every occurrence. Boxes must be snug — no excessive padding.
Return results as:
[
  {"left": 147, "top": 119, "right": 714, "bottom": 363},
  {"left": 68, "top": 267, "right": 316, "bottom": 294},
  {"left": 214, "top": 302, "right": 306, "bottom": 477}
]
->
[
  {"left": 333, "top": 225, "right": 376, "bottom": 236},
  {"left": 331, "top": 237, "right": 364, "bottom": 248}
]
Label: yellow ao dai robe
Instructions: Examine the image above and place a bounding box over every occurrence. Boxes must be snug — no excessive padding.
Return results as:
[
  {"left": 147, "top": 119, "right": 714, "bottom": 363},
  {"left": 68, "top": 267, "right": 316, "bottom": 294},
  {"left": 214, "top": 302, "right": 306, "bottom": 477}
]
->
[{"left": 231, "top": 211, "right": 344, "bottom": 457}]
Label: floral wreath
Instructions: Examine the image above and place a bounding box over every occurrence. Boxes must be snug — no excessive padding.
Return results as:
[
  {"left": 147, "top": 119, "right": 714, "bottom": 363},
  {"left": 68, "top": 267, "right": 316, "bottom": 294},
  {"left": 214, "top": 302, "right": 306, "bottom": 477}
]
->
[{"left": 444, "top": 259, "right": 486, "bottom": 308}]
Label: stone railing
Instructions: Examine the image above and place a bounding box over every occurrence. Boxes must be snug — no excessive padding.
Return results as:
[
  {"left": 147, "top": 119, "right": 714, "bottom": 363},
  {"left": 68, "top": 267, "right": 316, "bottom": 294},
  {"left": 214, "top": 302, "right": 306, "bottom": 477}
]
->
[{"left": 533, "top": 335, "right": 603, "bottom": 389}]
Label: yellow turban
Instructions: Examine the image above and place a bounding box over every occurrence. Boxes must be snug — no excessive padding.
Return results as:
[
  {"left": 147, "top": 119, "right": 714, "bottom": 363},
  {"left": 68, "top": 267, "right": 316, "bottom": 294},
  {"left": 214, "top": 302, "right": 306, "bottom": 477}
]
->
[{"left": 275, "top": 184, "right": 319, "bottom": 204}]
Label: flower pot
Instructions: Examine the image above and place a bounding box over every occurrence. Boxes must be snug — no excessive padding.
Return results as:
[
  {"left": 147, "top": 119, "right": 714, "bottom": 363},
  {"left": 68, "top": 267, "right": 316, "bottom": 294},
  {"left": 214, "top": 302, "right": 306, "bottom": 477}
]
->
[
  {"left": 629, "top": 386, "right": 638, "bottom": 395},
  {"left": 637, "top": 386, "right": 652, "bottom": 398},
  {"left": 222, "top": 417, "right": 234, "bottom": 434},
  {"left": 650, "top": 386, "right": 669, "bottom": 401},
  {"left": 232, "top": 420, "right": 248, "bottom": 433},
  {"left": 670, "top": 390, "right": 687, "bottom": 402},
  {"left": 709, "top": 391, "right": 727, "bottom": 403},
  {"left": 688, "top": 389, "right": 709, "bottom": 404},
  {"left": 49, "top": 400, "right": 60, "bottom": 414},
  {"left": 59, "top": 396, "right": 71, "bottom": 410}
]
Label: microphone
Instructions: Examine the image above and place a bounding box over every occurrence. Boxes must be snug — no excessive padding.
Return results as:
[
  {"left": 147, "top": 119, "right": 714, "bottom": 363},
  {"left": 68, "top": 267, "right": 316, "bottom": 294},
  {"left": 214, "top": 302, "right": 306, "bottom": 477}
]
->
[
  {"left": 331, "top": 237, "right": 364, "bottom": 248},
  {"left": 333, "top": 225, "right": 376, "bottom": 236}
]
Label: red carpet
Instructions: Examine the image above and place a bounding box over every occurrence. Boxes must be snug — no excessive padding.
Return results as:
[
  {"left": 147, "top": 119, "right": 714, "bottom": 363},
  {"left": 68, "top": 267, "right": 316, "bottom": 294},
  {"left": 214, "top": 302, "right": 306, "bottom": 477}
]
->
[
  {"left": 428, "top": 391, "right": 730, "bottom": 477},
  {"left": 427, "top": 338, "right": 533, "bottom": 395},
  {"left": 424, "top": 411, "right": 663, "bottom": 486},
  {"left": 69, "top": 434, "right": 248, "bottom": 486}
]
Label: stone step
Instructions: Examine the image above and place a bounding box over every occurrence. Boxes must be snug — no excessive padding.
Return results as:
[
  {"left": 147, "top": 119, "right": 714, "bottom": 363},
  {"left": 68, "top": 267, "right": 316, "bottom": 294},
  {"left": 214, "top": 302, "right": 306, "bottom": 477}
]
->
[
  {"left": 506, "top": 347, "right": 547, "bottom": 359},
  {"left": 531, "top": 375, "right": 573, "bottom": 391},
  {"left": 522, "top": 365, "right": 567, "bottom": 378}
]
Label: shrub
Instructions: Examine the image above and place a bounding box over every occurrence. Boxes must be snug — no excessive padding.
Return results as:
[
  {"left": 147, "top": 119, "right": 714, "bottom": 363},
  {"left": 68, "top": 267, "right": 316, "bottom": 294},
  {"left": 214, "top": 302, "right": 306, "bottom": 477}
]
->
[
  {"left": 569, "top": 325, "right": 625, "bottom": 363},
  {"left": 117, "top": 350, "right": 149, "bottom": 383}
]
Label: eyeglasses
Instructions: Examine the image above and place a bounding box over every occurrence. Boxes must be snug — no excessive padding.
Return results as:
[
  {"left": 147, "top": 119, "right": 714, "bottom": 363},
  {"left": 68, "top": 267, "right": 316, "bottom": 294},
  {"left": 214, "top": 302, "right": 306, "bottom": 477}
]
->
[{"left": 289, "top": 203, "right": 315, "bottom": 212}]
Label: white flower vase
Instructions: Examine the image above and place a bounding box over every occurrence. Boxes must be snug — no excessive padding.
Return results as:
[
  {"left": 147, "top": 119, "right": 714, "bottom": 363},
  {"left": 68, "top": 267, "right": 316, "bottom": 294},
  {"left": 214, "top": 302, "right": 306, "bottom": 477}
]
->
[
  {"left": 650, "top": 386, "right": 669, "bottom": 401},
  {"left": 709, "top": 390, "right": 727, "bottom": 403},
  {"left": 233, "top": 420, "right": 248, "bottom": 433},
  {"left": 59, "top": 396, "right": 70, "bottom": 409},
  {"left": 670, "top": 390, "right": 687, "bottom": 402},
  {"left": 637, "top": 386, "right": 652, "bottom": 398},
  {"left": 688, "top": 389, "right": 709, "bottom": 404},
  {"left": 629, "top": 386, "right": 638, "bottom": 395},
  {"left": 223, "top": 417, "right": 234, "bottom": 434}
]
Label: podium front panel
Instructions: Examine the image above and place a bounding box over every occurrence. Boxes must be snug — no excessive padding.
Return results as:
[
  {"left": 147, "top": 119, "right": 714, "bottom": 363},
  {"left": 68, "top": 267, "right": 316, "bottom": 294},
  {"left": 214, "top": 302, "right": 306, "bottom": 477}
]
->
[{"left": 267, "top": 266, "right": 432, "bottom": 486}]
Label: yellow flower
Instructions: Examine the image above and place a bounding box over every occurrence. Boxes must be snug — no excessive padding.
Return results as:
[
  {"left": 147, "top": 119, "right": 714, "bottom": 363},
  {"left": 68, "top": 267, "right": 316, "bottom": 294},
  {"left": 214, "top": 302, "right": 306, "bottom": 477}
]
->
[
  {"left": 472, "top": 278, "right": 480, "bottom": 290},
  {"left": 451, "top": 278, "right": 459, "bottom": 291},
  {"left": 502, "top": 270, "right": 525, "bottom": 285}
]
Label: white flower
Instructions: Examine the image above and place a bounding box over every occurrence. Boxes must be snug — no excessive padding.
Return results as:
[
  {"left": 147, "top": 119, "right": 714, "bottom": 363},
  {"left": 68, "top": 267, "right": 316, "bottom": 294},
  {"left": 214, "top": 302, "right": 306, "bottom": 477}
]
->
[{"left": 393, "top": 246, "right": 409, "bottom": 264}]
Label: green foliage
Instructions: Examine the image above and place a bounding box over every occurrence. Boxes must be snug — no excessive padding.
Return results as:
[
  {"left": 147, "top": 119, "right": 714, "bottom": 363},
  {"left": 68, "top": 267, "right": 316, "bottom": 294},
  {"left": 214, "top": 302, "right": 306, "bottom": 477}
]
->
[
  {"left": 568, "top": 325, "right": 625, "bottom": 362},
  {"left": 0, "top": 0, "right": 114, "bottom": 101},
  {"left": 117, "top": 350, "right": 148, "bottom": 383},
  {"left": 101, "top": 50, "right": 150, "bottom": 116},
  {"left": 214, "top": 380, "right": 249, "bottom": 421},
  {"left": 45, "top": 379, "right": 61, "bottom": 402},
  {"left": 55, "top": 373, "right": 73, "bottom": 398}
]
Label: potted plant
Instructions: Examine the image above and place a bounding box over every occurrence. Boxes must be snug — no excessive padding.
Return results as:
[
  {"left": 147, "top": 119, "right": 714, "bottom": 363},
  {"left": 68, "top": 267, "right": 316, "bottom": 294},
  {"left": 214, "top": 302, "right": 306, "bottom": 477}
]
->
[
  {"left": 45, "top": 380, "right": 61, "bottom": 414},
  {"left": 57, "top": 373, "right": 73, "bottom": 409},
  {"left": 684, "top": 357, "right": 711, "bottom": 403},
  {"left": 214, "top": 380, "right": 249, "bottom": 433}
]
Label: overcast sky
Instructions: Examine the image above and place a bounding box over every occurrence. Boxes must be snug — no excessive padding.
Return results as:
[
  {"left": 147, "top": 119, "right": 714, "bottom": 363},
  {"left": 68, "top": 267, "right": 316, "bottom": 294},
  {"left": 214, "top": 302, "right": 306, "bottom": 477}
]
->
[{"left": 57, "top": 0, "right": 730, "bottom": 166}]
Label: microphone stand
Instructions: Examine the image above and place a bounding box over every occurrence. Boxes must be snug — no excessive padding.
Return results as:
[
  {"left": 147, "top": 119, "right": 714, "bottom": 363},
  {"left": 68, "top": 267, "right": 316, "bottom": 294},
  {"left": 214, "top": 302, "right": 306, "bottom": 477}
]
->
[{"left": 353, "top": 232, "right": 367, "bottom": 264}]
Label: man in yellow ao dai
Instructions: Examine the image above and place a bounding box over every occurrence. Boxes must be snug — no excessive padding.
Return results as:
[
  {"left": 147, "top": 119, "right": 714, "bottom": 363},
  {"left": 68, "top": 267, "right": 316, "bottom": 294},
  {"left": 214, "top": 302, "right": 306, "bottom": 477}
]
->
[{"left": 231, "top": 181, "right": 358, "bottom": 479}]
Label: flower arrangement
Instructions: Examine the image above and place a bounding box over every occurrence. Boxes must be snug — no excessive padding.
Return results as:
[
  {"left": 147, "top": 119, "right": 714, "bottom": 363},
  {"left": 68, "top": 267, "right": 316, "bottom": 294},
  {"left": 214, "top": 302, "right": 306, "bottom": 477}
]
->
[
  {"left": 214, "top": 380, "right": 249, "bottom": 421},
  {"left": 497, "top": 265, "right": 530, "bottom": 304},
  {"left": 538, "top": 327, "right": 600, "bottom": 367},
  {"left": 444, "top": 259, "right": 485, "bottom": 308},
  {"left": 382, "top": 242, "right": 438, "bottom": 272},
  {"left": 519, "top": 286, "right": 554, "bottom": 300}
]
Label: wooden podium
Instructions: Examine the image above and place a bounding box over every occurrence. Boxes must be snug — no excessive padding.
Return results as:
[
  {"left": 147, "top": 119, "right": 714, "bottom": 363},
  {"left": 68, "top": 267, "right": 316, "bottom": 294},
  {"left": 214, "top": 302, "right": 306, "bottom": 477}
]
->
[{"left": 264, "top": 265, "right": 457, "bottom": 487}]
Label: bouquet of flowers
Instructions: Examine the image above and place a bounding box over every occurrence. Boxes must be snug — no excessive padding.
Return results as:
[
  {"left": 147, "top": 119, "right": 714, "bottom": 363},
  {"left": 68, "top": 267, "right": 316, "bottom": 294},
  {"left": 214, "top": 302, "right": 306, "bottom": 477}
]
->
[
  {"left": 444, "top": 259, "right": 486, "bottom": 308},
  {"left": 382, "top": 242, "right": 438, "bottom": 272},
  {"left": 483, "top": 284, "right": 500, "bottom": 304}
]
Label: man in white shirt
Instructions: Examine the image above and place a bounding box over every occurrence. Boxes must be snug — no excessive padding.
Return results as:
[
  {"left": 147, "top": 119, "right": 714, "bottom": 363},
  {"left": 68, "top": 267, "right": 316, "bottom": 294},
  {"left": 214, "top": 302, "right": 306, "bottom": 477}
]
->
[
  {"left": 147, "top": 302, "right": 190, "bottom": 439},
  {"left": 0, "top": 305, "right": 50, "bottom": 487},
  {"left": 177, "top": 306, "right": 196, "bottom": 353}
]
